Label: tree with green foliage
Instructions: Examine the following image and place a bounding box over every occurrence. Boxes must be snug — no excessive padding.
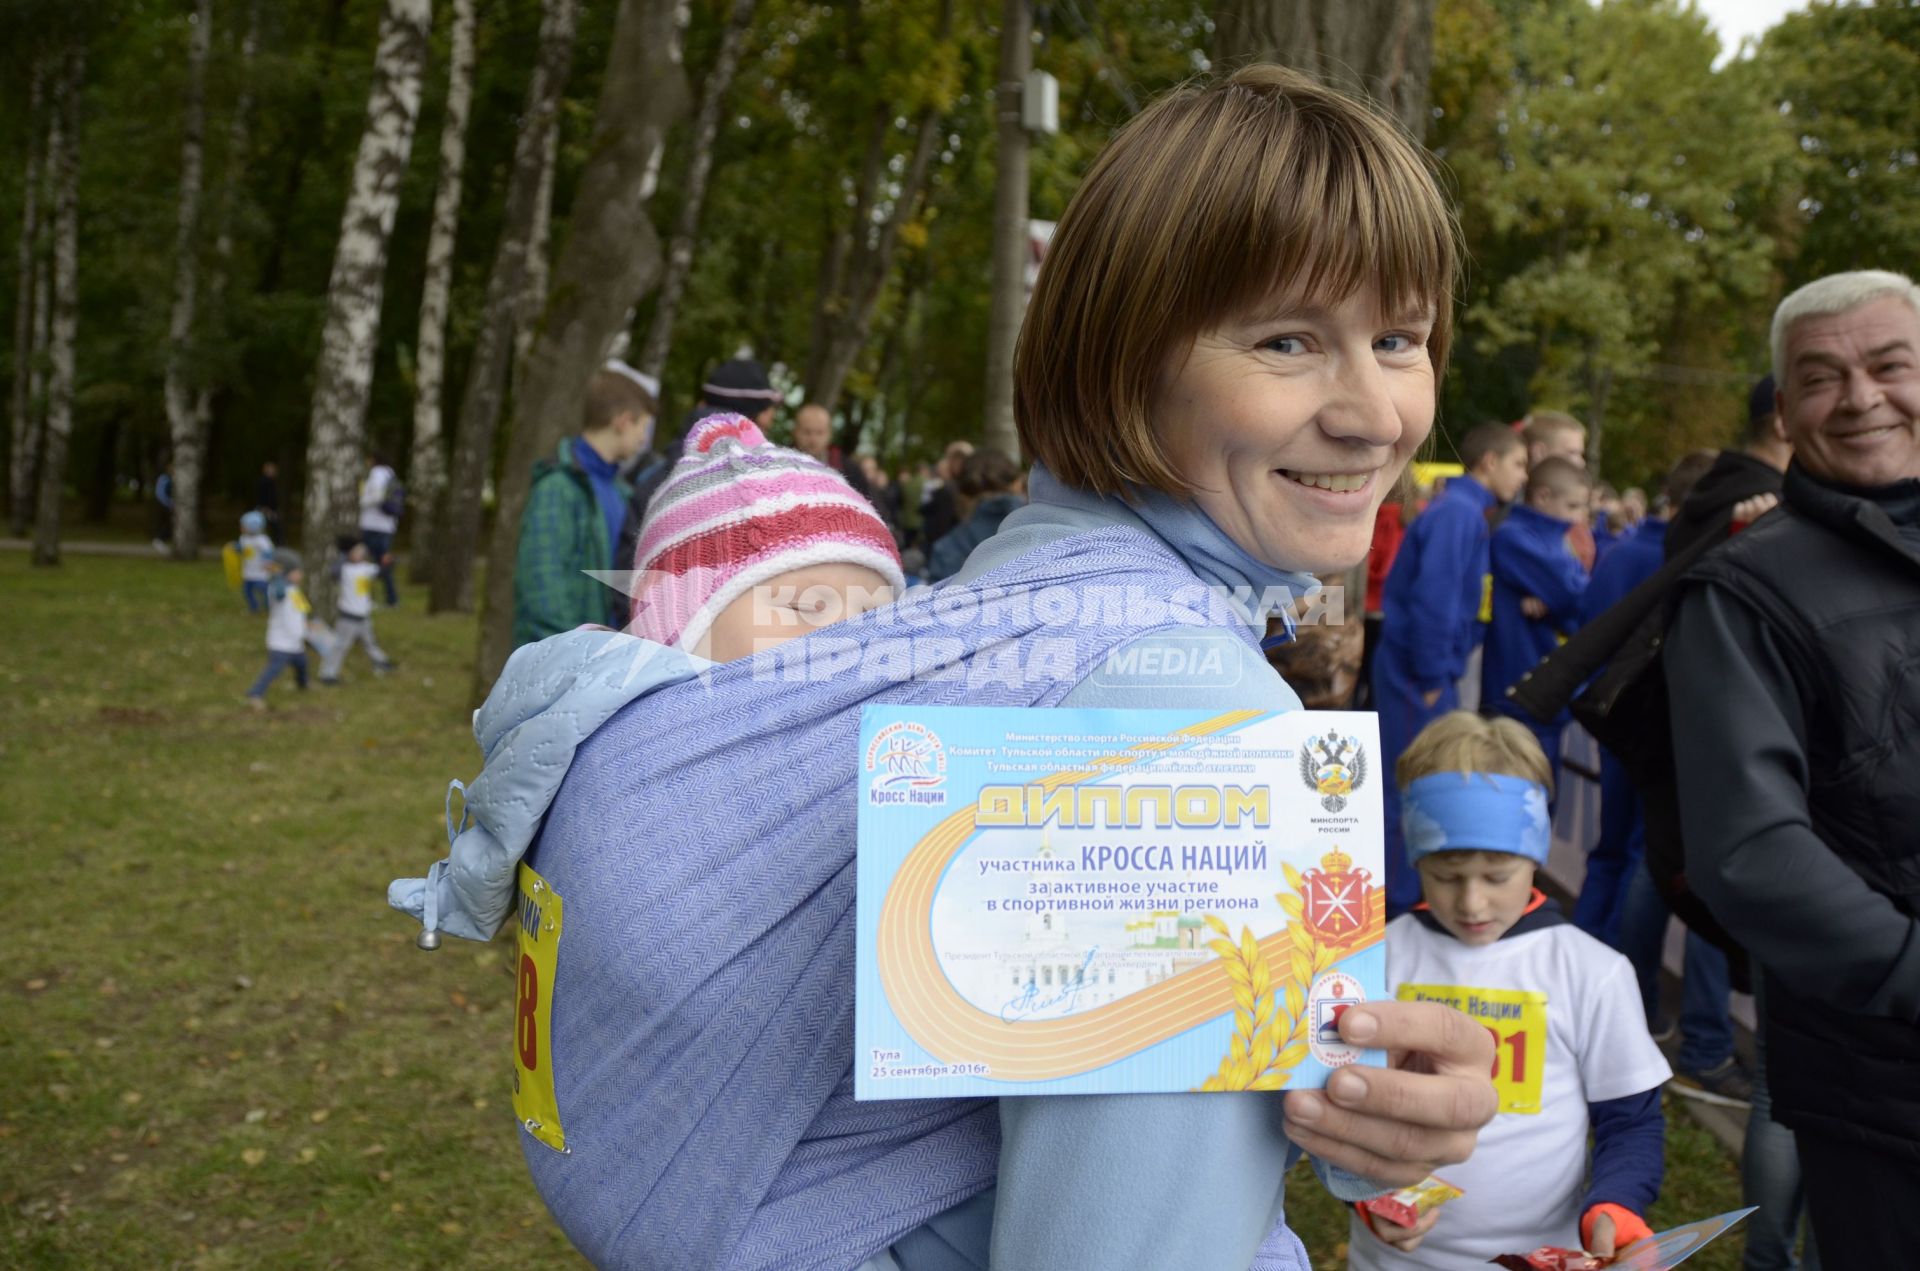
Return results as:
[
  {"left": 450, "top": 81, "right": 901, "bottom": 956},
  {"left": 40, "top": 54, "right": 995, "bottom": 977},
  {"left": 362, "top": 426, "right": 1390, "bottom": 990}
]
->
[
  {"left": 1431, "top": 0, "right": 1785, "bottom": 479},
  {"left": 1752, "top": 0, "right": 1920, "bottom": 288}
]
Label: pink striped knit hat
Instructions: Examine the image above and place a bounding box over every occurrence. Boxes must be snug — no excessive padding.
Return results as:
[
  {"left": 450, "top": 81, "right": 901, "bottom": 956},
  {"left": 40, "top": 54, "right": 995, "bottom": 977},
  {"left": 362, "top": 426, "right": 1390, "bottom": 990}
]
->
[{"left": 627, "top": 413, "right": 904, "bottom": 652}]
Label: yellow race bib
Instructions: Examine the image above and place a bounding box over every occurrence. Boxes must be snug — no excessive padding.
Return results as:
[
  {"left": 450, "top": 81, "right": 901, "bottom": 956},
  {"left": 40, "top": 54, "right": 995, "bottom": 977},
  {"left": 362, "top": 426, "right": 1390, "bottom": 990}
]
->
[
  {"left": 1398, "top": 982, "right": 1547, "bottom": 1114},
  {"left": 512, "top": 864, "right": 567, "bottom": 1152}
]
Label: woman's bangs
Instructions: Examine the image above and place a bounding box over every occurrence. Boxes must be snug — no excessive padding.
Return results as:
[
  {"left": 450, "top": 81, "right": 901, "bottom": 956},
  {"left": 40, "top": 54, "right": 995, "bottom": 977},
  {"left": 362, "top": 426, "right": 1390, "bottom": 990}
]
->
[{"left": 1227, "top": 117, "right": 1455, "bottom": 332}]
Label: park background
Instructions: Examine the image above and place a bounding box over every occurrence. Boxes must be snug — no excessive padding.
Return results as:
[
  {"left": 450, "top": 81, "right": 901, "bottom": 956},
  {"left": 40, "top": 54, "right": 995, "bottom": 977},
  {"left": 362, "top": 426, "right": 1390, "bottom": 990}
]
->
[{"left": 5, "top": 0, "right": 1911, "bottom": 1265}]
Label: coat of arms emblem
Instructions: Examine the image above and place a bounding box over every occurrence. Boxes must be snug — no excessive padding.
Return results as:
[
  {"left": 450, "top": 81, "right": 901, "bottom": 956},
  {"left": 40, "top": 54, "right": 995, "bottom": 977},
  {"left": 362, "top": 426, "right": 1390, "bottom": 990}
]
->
[
  {"left": 1299, "top": 730, "right": 1367, "bottom": 812},
  {"left": 1298, "top": 846, "right": 1375, "bottom": 952}
]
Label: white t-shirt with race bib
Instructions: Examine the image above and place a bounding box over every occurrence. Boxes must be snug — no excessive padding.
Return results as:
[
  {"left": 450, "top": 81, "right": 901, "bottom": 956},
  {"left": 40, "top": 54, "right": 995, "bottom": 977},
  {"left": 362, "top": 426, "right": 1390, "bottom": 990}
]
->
[
  {"left": 266, "top": 584, "right": 311, "bottom": 654},
  {"left": 339, "top": 561, "right": 380, "bottom": 618},
  {"left": 238, "top": 533, "right": 275, "bottom": 581},
  {"left": 1347, "top": 908, "right": 1670, "bottom": 1271}
]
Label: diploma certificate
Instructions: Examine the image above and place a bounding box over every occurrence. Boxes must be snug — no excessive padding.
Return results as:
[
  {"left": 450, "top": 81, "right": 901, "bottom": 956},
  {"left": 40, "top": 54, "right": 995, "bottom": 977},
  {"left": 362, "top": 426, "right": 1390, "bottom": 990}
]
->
[{"left": 856, "top": 705, "right": 1387, "bottom": 1098}]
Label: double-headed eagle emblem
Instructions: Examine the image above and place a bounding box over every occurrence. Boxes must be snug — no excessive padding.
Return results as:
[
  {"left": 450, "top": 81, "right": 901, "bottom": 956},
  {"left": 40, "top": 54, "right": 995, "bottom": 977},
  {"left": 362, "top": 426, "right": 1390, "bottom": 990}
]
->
[{"left": 1300, "top": 731, "right": 1367, "bottom": 813}]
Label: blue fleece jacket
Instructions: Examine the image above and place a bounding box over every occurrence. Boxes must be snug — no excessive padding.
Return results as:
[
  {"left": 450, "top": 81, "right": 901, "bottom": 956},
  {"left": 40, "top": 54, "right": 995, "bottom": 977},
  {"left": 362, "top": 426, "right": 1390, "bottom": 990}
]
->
[
  {"left": 1580, "top": 518, "right": 1667, "bottom": 625},
  {"left": 1377, "top": 475, "right": 1497, "bottom": 687},
  {"left": 1486, "top": 503, "right": 1590, "bottom": 716}
]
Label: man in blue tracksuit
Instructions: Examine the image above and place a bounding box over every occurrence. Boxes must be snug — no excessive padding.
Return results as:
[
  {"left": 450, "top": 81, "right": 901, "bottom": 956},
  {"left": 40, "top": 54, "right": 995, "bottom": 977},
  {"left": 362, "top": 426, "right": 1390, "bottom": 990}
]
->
[
  {"left": 1568, "top": 451, "right": 1718, "bottom": 946},
  {"left": 1484, "top": 456, "right": 1594, "bottom": 797},
  {"left": 1373, "top": 422, "right": 1529, "bottom": 914}
]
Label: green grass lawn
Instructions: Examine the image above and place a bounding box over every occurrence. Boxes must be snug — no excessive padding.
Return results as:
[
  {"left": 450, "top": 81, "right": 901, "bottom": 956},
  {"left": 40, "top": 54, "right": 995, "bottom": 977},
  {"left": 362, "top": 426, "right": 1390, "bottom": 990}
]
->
[
  {"left": 1, "top": 553, "right": 1746, "bottom": 1269},
  {"left": 1, "top": 553, "right": 582, "bottom": 1269}
]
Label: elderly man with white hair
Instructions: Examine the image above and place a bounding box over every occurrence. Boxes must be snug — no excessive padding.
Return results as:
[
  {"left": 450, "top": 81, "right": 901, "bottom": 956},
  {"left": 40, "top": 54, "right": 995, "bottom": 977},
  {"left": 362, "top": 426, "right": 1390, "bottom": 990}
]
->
[{"left": 1665, "top": 269, "right": 1920, "bottom": 1264}]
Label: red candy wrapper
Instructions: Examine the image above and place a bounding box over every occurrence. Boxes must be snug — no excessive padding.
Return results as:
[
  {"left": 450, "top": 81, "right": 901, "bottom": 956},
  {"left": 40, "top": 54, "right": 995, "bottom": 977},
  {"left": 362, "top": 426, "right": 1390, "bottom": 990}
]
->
[
  {"left": 1361, "top": 1175, "right": 1464, "bottom": 1228},
  {"left": 1488, "top": 1249, "right": 1608, "bottom": 1270}
]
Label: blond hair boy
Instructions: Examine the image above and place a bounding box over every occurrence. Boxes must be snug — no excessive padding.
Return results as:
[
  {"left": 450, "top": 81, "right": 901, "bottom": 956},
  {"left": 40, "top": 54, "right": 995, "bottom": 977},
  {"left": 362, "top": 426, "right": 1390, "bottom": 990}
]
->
[{"left": 1349, "top": 712, "right": 1669, "bottom": 1270}]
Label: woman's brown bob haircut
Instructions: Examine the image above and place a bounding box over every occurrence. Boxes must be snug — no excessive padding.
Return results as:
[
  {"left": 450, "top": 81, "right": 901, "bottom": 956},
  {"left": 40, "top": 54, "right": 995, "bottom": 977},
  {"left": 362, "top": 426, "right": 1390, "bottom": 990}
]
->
[{"left": 1015, "top": 65, "right": 1459, "bottom": 499}]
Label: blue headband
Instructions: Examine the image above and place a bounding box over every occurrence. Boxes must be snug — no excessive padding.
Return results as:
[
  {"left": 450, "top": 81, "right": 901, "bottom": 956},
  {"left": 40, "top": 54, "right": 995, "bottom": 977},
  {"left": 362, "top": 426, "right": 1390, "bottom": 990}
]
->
[{"left": 1401, "top": 772, "right": 1552, "bottom": 866}]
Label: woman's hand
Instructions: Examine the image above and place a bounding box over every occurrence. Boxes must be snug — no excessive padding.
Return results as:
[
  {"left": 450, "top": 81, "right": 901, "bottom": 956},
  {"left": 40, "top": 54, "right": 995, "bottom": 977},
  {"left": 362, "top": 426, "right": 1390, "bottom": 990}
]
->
[{"left": 1281, "top": 1000, "right": 1496, "bottom": 1187}]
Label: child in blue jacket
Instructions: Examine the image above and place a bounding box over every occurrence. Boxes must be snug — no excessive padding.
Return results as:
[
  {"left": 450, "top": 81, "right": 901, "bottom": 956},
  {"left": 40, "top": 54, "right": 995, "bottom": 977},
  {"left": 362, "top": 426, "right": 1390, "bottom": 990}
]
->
[
  {"left": 1484, "top": 457, "right": 1592, "bottom": 794},
  {"left": 1373, "top": 422, "right": 1529, "bottom": 914}
]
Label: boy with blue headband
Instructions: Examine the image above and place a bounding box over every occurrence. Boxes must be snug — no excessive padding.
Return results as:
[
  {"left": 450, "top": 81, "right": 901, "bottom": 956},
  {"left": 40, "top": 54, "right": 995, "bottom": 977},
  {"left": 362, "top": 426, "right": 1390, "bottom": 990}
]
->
[{"left": 1349, "top": 712, "right": 1669, "bottom": 1270}]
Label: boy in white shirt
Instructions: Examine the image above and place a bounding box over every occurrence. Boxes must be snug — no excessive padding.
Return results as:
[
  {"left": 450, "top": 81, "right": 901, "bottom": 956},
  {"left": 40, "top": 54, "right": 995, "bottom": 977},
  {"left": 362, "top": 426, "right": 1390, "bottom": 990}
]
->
[
  {"left": 319, "top": 538, "right": 395, "bottom": 684},
  {"left": 236, "top": 511, "right": 275, "bottom": 614},
  {"left": 1349, "top": 712, "right": 1670, "bottom": 1270},
  {"left": 246, "top": 550, "right": 313, "bottom": 709},
  {"left": 357, "top": 451, "right": 400, "bottom": 606}
]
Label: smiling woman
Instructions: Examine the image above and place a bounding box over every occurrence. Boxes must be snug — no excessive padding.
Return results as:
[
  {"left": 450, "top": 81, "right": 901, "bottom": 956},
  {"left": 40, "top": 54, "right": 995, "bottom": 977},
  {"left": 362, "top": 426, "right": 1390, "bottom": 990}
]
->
[
  {"left": 1017, "top": 62, "right": 1456, "bottom": 553},
  {"left": 428, "top": 63, "right": 1496, "bottom": 1271}
]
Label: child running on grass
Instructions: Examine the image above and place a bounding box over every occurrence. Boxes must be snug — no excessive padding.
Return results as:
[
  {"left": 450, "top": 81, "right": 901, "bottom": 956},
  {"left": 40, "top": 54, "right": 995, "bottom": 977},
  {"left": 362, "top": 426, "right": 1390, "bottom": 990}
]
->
[
  {"left": 1349, "top": 711, "right": 1669, "bottom": 1270},
  {"left": 246, "top": 550, "right": 311, "bottom": 709},
  {"left": 235, "top": 511, "right": 275, "bottom": 614},
  {"left": 319, "top": 537, "right": 396, "bottom": 684}
]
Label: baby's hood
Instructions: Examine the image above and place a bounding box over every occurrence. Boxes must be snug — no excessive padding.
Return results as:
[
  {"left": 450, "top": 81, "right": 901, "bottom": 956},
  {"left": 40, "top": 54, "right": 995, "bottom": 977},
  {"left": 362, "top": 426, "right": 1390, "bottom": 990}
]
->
[{"left": 387, "top": 628, "right": 707, "bottom": 944}]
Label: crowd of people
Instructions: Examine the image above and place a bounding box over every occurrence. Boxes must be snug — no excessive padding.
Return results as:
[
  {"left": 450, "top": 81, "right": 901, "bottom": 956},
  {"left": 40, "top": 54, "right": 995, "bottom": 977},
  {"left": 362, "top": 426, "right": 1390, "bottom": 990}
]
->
[{"left": 365, "top": 62, "right": 1913, "bottom": 1271}]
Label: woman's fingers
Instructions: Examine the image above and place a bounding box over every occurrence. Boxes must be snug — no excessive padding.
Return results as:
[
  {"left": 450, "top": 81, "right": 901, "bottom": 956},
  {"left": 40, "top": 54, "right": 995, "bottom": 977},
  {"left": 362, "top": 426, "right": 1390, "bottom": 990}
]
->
[
  {"left": 1279, "top": 1116, "right": 1450, "bottom": 1188},
  {"left": 1280, "top": 1001, "right": 1495, "bottom": 1183},
  {"left": 1352, "top": 1000, "right": 1498, "bottom": 1084}
]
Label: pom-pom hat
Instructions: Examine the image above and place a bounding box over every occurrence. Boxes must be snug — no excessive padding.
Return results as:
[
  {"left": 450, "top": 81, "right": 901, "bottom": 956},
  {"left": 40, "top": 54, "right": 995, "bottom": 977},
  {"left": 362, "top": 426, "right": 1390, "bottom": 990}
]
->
[{"left": 628, "top": 413, "right": 904, "bottom": 652}]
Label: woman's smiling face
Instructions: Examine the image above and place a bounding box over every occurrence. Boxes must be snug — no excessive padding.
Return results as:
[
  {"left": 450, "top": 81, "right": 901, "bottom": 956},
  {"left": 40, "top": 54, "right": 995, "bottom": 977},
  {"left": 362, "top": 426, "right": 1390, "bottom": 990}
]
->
[{"left": 1151, "top": 288, "right": 1437, "bottom": 575}]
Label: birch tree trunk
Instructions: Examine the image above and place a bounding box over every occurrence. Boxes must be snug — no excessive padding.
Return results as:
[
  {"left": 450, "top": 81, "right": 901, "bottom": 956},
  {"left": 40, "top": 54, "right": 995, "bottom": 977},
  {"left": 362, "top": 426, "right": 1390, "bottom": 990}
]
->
[
  {"left": 31, "top": 47, "right": 84, "bottom": 568},
  {"left": 407, "top": 0, "right": 477, "bottom": 583},
  {"left": 635, "top": 0, "right": 758, "bottom": 385},
  {"left": 188, "top": 0, "right": 263, "bottom": 474},
  {"left": 981, "top": 0, "right": 1030, "bottom": 462},
  {"left": 473, "top": 0, "right": 691, "bottom": 694},
  {"left": 1211, "top": 0, "right": 1436, "bottom": 138},
  {"left": 8, "top": 61, "right": 45, "bottom": 536},
  {"left": 164, "top": 0, "right": 214, "bottom": 560},
  {"left": 25, "top": 221, "right": 51, "bottom": 532},
  {"left": 512, "top": 58, "right": 562, "bottom": 392},
  {"left": 428, "top": 0, "right": 577, "bottom": 615},
  {"left": 298, "top": 0, "right": 432, "bottom": 620}
]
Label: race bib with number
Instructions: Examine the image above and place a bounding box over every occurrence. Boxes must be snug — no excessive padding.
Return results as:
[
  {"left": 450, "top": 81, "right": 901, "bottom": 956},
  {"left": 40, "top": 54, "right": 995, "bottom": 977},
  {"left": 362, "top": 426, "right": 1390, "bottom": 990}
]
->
[
  {"left": 511, "top": 864, "right": 566, "bottom": 1152},
  {"left": 1397, "top": 982, "right": 1547, "bottom": 1114}
]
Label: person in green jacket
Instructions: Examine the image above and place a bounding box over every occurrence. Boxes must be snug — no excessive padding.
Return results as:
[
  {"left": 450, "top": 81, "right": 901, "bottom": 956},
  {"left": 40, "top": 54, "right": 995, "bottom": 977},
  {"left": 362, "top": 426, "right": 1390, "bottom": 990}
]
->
[{"left": 512, "top": 363, "right": 656, "bottom": 647}]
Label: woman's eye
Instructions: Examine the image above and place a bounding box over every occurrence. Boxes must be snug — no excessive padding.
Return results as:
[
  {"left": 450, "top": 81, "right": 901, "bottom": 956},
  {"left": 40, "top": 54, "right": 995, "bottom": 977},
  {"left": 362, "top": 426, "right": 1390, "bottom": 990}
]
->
[
  {"left": 1260, "top": 336, "right": 1308, "bottom": 355},
  {"left": 1376, "top": 333, "right": 1419, "bottom": 354}
]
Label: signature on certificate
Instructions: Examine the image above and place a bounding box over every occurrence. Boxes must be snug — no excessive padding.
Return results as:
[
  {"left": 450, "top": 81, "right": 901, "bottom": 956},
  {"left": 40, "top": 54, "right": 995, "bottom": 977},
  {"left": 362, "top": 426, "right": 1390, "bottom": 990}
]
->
[{"left": 1001, "top": 947, "right": 1102, "bottom": 1023}]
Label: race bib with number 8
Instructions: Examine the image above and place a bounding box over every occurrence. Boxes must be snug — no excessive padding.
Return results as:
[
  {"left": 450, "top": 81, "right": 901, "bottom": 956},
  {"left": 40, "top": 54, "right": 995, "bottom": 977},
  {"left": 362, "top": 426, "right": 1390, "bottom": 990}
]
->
[
  {"left": 1397, "top": 983, "right": 1547, "bottom": 1115},
  {"left": 512, "top": 864, "right": 567, "bottom": 1152}
]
